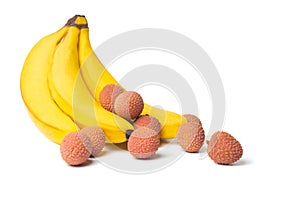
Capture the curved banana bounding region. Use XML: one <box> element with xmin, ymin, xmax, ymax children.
<box><xmin>48</xmin><ymin>23</ymin><xmax>133</xmax><ymax>143</ymax></box>
<box><xmin>78</xmin><ymin>24</ymin><xmax>186</xmax><ymax>139</ymax></box>
<box><xmin>28</xmin><ymin>112</ymin><xmax>72</xmax><ymax>144</ymax></box>
<box><xmin>20</xmin><ymin>26</ymin><xmax>79</xmax><ymax>144</ymax></box>
<box><xmin>21</xmin><ymin>15</ymin><xmax>186</xmax><ymax>145</ymax></box>
<box><xmin>78</xmin><ymin>28</ymin><xmax>119</xmax><ymax>98</ymax></box>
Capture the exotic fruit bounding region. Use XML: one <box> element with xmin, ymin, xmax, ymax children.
<box><xmin>80</xmin><ymin>126</ymin><xmax>105</xmax><ymax>156</ymax></box>
<box><xmin>183</xmin><ymin>114</ymin><xmax>202</xmax><ymax>125</ymax></box>
<box><xmin>207</xmin><ymin>131</ymin><xmax>243</xmax><ymax>165</ymax></box>
<box><xmin>134</xmin><ymin>115</ymin><xmax>161</xmax><ymax>134</ymax></box>
<box><xmin>127</xmin><ymin>127</ymin><xmax>160</xmax><ymax>159</ymax></box>
<box><xmin>114</xmin><ymin>91</ymin><xmax>144</xmax><ymax>120</ymax></box>
<box><xmin>60</xmin><ymin>131</ymin><xmax>92</xmax><ymax>166</ymax></box>
<box><xmin>99</xmin><ymin>84</ymin><xmax>124</xmax><ymax>112</ymax></box>
<box><xmin>176</xmin><ymin>122</ymin><xmax>205</xmax><ymax>153</ymax></box>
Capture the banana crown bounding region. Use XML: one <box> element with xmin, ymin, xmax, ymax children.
<box><xmin>65</xmin><ymin>15</ymin><xmax>88</xmax><ymax>29</ymax></box>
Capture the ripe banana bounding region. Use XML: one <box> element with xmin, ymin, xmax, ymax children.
<box><xmin>21</xmin><ymin>15</ymin><xmax>186</xmax><ymax>145</ymax></box>
<box><xmin>78</xmin><ymin>21</ymin><xmax>186</xmax><ymax>139</ymax></box>
<box><xmin>20</xmin><ymin>26</ymin><xmax>79</xmax><ymax>144</ymax></box>
<box><xmin>47</xmin><ymin>19</ymin><xmax>133</xmax><ymax>143</ymax></box>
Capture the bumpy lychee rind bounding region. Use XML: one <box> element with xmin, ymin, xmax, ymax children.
<box><xmin>134</xmin><ymin>115</ymin><xmax>161</xmax><ymax>134</ymax></box>
<box><xmin>128</xmin><ymin>127</ymin><xmax>160</xmax><ymax>159</ymax></box>
<box><xmin>183</xmin><ymin>114</ymin><xmax>202</xmax><ymax>126</ymax></box>
<box><xmin>99</xmin><ymin>84</ymin><xmax>124</xmax><ymax>112</ymax></box>
<box><xmin>60</xmin><ymin>132</ymin><xmax>92</xmax><ymax>166</ymax></box>
<box><xmin>176</xmin><ymin>122</ymin><xmax>205</xmax><ymax>153</ymax></box>
<box><xmin>80</xmin><ymin>126</ymin><xmax>105</xmax><ymax>156</ymax></box>
<box><xmin>114</xmin><ymin>91</ymin><xmax>144</xmax><ymax>120</ymax></box>
<box><xmin>207</xmin><ymin>131</ymin><xmax>243</xmax><ymax>165</ymax></box>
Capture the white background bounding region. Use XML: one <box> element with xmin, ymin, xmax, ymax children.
<box><xmin>1</xmin><ymin>0</ymin><xmax>299</xmax><ymax>199</ymax></box>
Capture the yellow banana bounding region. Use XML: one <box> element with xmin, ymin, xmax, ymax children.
<box><xmin>21</xmin><ymin>15</ymin><xmax>186</xmax><ymax>145</ymax></box>
<box><xmin>78</xmin><ymin>22</ymin><xmax>186</xmax><ymax>139</ymax></box>
<box><xmin>78</xmin><ymin>28</ymin><xmax>119</xmax><ymax>97</ymax></box>
<box><xmin>20</xmin><ymin>26</ymin><xmax>79</xmax><ymax>144</ymax></box>
<box><xmin>48</xmin><ymin>23</ymin><xmax>133</xmax><ymax>143</ymax></box>
<box><xmin>28</xmin><ymin>112</ymin><xmax>72</xmax><ymax>144</ymax></box>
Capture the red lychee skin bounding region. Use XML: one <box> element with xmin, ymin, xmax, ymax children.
<box><xmin>80</xmin><ymin>126</ymin><xmax>105</xmax><ymax>156</ymax></box>
<box><xmin>114</xmin><ymin>91</ymin><xmax>144</xmax><ymax>120</ymax></box>
<box><xmin>207</xmin><ymin>131</ymin><xmax>243</xmax><ymax>165</ymax></box>
<box><xmin>183</xmin><ymin>114</ymin><xmax>202</xmax><ymax>126</ymax></box>
<box><xmin>60</xmin><ymin>132</ymin><xmax>92</xmax><ymax>166</ymax></box>
<box><xmin>134</xmin><ymin>115</ymin><xmax>161</xmax><ymax>134</ymax></box>
<box><xmin>99</xmin><ymin>84</ymin><xmax>124</xmax><ymax>112</ymax></box>
<box><xmin>128</xmin><ymin>127</ymin><xmax>160</xmax><ymax>159</ymax></box>
<box><xmin>176</xmin><ymin>122</ymin><xmax>205</xmax><ymax>153</ymax></box>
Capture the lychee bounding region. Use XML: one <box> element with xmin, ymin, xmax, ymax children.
<box><xmin>134</xmin><ymin>115</ymin><xmax>161</xmax><ymax>134</ymax></box>
<box><xmin>80</xmin><ymin>126</ymin><xmax>105</xmax><ymax>156</ymax></box>
<box><xmin>114</xmin><ymin>91</ymin><xmax>144</xmax><ymax>120</ymax></box>
<box><xmin>60</xmin><ymin>131</ymin><xmax>92</xmax><ymax>166</ymax></box>
<box><xmin>128</xmin><ymin>127</ymin><xmax>160</xmax><ymax>159</ymax></box>
<box><xmin>176</xmin><ymin>122</ymin><xmax>205</xmax><ymax>153</ymax></box>
<box><xmin>207</xmin><ymin>131</ymin><xmax>243</xmax><ymax>165</ymax></box>
<box><xmin>99</xmin><ymin>84</ymin><xmax>124</xmax><ymax>112</ymax></box>
<box><xmin>183</xmin><ymin>114</ymin><xmax>202</xmax><ymax>126</ymax></box>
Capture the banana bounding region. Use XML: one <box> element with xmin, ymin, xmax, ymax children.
<box><xmin>28</xmin><ymin>112</ymin><xmax>72</xmax><ymax>144</ymax></box>
<box><xmin>78</xmin><ymin>28</ymin><xmax>119</xmax><ymax>98</ymax></box>
<box><xmin>48</xmin><ymin>22</ymin><xmax>133</xmax><ymax>143</ymax></box>
<box><xmin>20</xmin><ymin>26</ymin><xmax>79</xmax><ymax>144</ymax></box>
<box><xmin>78</xmin><ymin>22</ymin><xmax>186</xmax><ymax>139</ymax></box>
<box><xmin>21</xmin><ymin>15</ymin><xmax>186</xmax><ymax>145</ymax></box>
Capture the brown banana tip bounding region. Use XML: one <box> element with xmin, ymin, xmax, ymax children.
<box><xmin>65</xmin><ymin>15</ymin><xmax>88</xmax><ymax>29</ymax></box>
<box><xmin>126</xmin><ymin>129</ymin><xmax>134</xmax><ymax>140</ymax></box>
<box><xmin>65</xmin><ymin>15</ymin><xmax>77</xmax><ymax>26</ymax></box>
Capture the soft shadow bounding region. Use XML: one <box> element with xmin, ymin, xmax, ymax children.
<box><xmin>113</xmin><ymin>142</ymin><xmax>128</xmax><ymax>151</ymax></box>
<box><xmin>147</xmin><ymin>153</ymin><xmax>165</xmax><ymax>160</ymax></box>
<box><xmin>133</xmin><ymin>153</ymin><xmax>165</xmax><ymax>160</ymax></box>
<box><xmin>72</xmin><ymin>159</ymin><xmax>93</xmax><ymax>167</ymax></box>
<box><xmin>233</xmin><ymin>158</ymin><xmax>254</xmax><ymax>166</ymax></box>
<box><xmin>216</xmin><ymin>158</ymin><xmax>253</xmax><ymax>167</ymax></box>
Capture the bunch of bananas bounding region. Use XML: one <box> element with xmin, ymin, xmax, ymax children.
<box><xmin>20</xmin><ymin>15</ymin><xmax>186</xmax><ymax>144</ymax></box>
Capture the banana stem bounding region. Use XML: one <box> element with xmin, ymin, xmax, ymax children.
<box><xmin>65</xmin><ymin>15</ymin><xmax>88</xmax><ymax>29</ymax></box>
